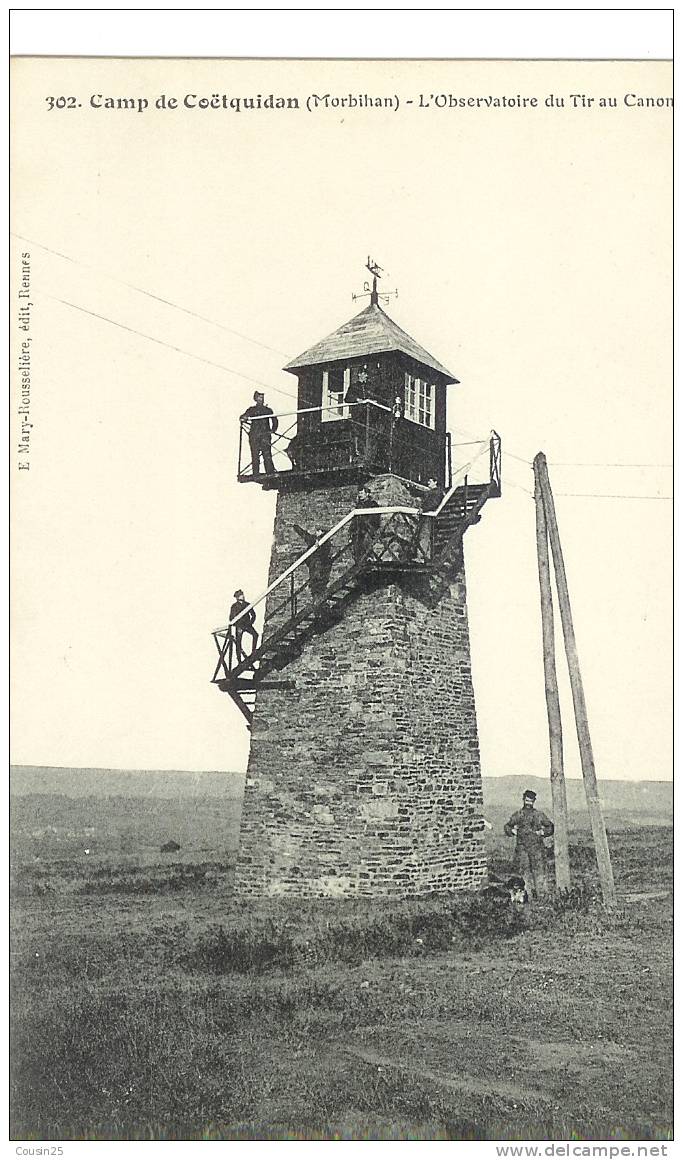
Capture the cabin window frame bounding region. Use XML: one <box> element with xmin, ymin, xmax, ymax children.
<box><xmin>404</xmin><ymin>371</ymin><xmax>436</xmax><ymax>430</ymax></box>
<box><xmin>321</xmin><ymin>366</ymin><xmax>351</xmax><ymax>422</ymax></box>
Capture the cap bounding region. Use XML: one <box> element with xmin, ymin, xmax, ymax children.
<box><xmin>234</xmin><ymin>589</ymin><xmax>244</xmax><ymax>598</ymax></box>
<box><xmin>523</xmin><ymin>789</ymin><xmax>537</xmax><ymax>801</ymax></box>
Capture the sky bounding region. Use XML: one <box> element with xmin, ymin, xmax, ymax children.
<box><xmin>11</xmin><ymin>56</ymin><xmax>672</xmax><ymax>780</ymax></box>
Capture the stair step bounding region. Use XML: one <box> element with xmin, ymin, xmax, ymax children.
<box><xmin>440</xmin><ymin>507</ymin><xmax>482</xmax><ymax>522</ymax></box>
<box><xmin>219</xmin><ymin>493</ymin><xmax>497</xmax><ymax>709</ymax></box>
<box><xmin>226</xmin><ymin>469</ymin><xmax>496</xmax><ymax>712</ymax></box>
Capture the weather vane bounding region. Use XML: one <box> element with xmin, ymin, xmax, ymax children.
<box><xmin>352</xmin><ymin>256</ymin><xmax>398</xmax><ymax>306</ymax></box>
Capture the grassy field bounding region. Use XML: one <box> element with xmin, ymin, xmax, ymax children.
<box><xmin>10</xmin><ymin>820</ymin><xmax>672</xmax><ymax>1142</ymax></box>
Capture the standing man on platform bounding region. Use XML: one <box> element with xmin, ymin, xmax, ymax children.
<box><xmin>240</xmin><ymin>391</ymin><xmax>278</xmax><ymax>476</ymax></box>
<box><xmin>504</xmin><ymin>789</ymin><xmax>555</xmax><ymax>897</ymax></box>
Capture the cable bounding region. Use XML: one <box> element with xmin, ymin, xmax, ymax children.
<box><xmin>452</xmin><ymin>440</ymin><xmax>489</xmax><ymax>477</ymax></box>
<box><xmin>493</xmin><ymin>461</ymin><xmax>672</xmax><ymax>501</ymax></box>
<box><xmin>552</xmin><ymin>462</ymin><xmax>673</xmax><ymax>469</ymax></box>
<box><xmin>503</xmin><ymin>478</ymin><xmax>535</xmax><ymax>498</ymax></box>
<box><xmin>50</xmin><ymin>296</ymin><xmax>298</xmax><ymax>402</ymax></box>
<box><xmin>504</xmin><ymin>449</ymin><xmax>673</xmax><ymax>471</ymax></box>
<box><xmin>449</xmin><ymin>422</ymin><xmax>492</xmax><ymax>445</ymax></box>
<box><xmin>554</xmin><ymin>492</ymin><xmax>672</xmax><ymax>500</ymax></box>
<box><xmin>501</xmin><ymin>471</ymin><xmax>671</xmax><ymax>500</ymax></box>
<box><xmin>12</xmin><ymin>231</ymin><xmax>292</xmax><ymax>359</ymax></box>
<box><xmin>23</xmin><ymin>234</ymin><xmax>672</xmax><ymax>477</ymax></box>
<box><xmin>503</xmin><ymin>449</ymin><xmax>533</xmax><ymax>466</ymax></box>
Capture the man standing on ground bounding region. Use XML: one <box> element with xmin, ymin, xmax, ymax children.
<box><xmin>240</xmin><ymin>391</ymin><xmax>278</xmax><ymax>475</ymax></box>
<box><xmin>504</xmin><ymin>789</ymin><xmax>554</xmax><ymax>897</ymax></box>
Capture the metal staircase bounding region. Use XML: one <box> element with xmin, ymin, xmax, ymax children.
<box><xmin>212</xmin><ymin>433</ymin><xmax>501</xmax><ymax>726</ymax></box>
<box><xmin>433</xmin><ymin>483</ymin><xmax>497</xmax><ymax>570</ymax></box>
<box><xmin>213</xmin><ymin>541</ymin><xmax>379</xmax><ymax>725</ymax></box>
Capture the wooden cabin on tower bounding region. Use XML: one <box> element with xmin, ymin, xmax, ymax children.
<box><xmin>213</xmin><ymin>260</ymin><xmax>501</xmax><ymax>898</ymax></box>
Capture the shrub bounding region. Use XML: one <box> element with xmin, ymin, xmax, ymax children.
<box><xmin>456</xmin><ymin>892</ymin><xmax>528</xmax><ymax>939</ymax></box>
<box><xmin>186</xmin><ymin>891</ymin><xmax>528</xmax><ymax>975</ymax></box>
<box><xmin>549</xmin><ymin>882</ymin><xmax>597</xmax><ymax>914</ymax></box>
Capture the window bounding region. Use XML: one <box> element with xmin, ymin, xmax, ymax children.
<box><xmin>404</xmin><ymin>372</ymin><xmax>435</xmax><ymax>429</ymax></box>
<box><xmin>321</xmin><ymin>366</ymin><xmax>350</xmax><ymax>422</ymax></box>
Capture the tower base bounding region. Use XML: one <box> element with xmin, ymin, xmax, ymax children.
<box><xmin>233</xmin><ymin>479</ymin><xmax>487</xmax><ymax>899</ymax></box>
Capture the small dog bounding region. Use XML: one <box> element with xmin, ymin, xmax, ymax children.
<box><xmin>461</xmin><ymin>874</ymin><xmax>529</xmax><ymax>937</ymax></box>
<box><xmin>480</xmin><ymin>874</ymin><xmax>529</xmax><ymax>906</ymax></box>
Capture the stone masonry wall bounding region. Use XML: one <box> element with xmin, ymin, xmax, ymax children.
<box><xmin>233</xmin><ymin>480</ymin><xmax>487</xmax><ymax>898</ymax></box>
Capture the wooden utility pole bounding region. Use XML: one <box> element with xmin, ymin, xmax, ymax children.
<box><xmin>533</xmin><ymin>457</ymin><xmax>570</xmax><ymax>891</ymax></box>
<box><xmin>534</xmin><ymin>453</ymin><xmax>616</xmax><ymax>907</ymax></box>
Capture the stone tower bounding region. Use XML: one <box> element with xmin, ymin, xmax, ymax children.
<box><xmin>212</xmin><ymin>268</ymin><xmax>501</xmax><ymax>897</ymax></box>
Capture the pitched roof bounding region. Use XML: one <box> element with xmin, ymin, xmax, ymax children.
<box><xmin>283</xmin><ymin>303</ymin><xmax>458</xmax><ymax>383</ymax></box>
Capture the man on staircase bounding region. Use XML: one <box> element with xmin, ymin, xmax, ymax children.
<box><xmin>229</xmin><ymin>590</ymin><xmax>259</xmax><ymax>664</ymax></box>
<box><xmin>351</xmin><ymin>485</ymin><xmax>381</xmax><ymax>564</ymax></box>
<box><xmin>292</xmin><ymin>524</ymin><xmax>332</xmax><ymax>602</ymax></box>
<box><xmin>415</xmin><ymin>477</ymin><xmax>443</xmax><ymax>561</ymax></box>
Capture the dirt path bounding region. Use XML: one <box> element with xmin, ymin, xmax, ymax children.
<box><xmin>619</xmin><ymin>890</ymin><xmax>671</xmax><ymax>903</ymax></box>
<box><xmin>335</xmin><ymin>1021</ymin><xmax>639</xmax><ymax>1125</ymax></box>
<box><xmin>339</xmin><ymin>1043</ymin><xmax>549</xmax><ymax>1106</ymax></box>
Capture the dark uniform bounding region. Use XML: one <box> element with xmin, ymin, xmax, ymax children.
<box><xmin>416</xmin><ymin>479</ymin><xmax>443</xmax><ymax>561</ymax></box>
<box><xmin>240</xmin><ymin>395</ymin><xmax>278</xmax><ymax>476</ymax></box>
<box><xmin>230</xmin><ymin>593</ymin><xmax>258</xmax><ymax>663</ymax></box>
<box><xmin>351</xmin><ymin>488</ymin><xmax>381</xmax><ymax>564</ymax></box>
<box><xmin>293</xmin><ymin>524</ymin><xmax>332</xmax><ymax>601</ymax></box>
<box><xmin>344</xmin><ymin>368</ymin><xmax>369</xmax><ymax>461</ymax></box>
<box><xmin>504</xmin><ymin>790</ymin><xmax>554</xmax><ymax>897</ymax></box>
<box><xmin>285</xmin><ymin>432</ymin><xmax>301</xmax><ymax>470</ymax></box>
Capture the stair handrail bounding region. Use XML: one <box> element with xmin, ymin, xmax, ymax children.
<box><xmin>213</xmin><ymin>502</ymin><xmax>423</xmax><ymax>638</ymax></box>
<box><xmin>238</xmin><ymin>398</ymin><xmax>396</xmax><ymax>478</ymax></box>
<box><xmin>420</xmin><ymin>431</ymin><xmax>501</xmax><ymax>519</ymax></box>
<box><xmin>416</xmin><ymin>442</ymin><xmax>487</xmax><ymax>519</ymax></box>
<box><xmin>216</xmin><ymin>429</ymin><xmax>502</xmax><ymax>637</ymax></box>
<box><xmin>240</xmin><ymin>397</ymin><xmax>392</xmax><ymax>425</ymax></box>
